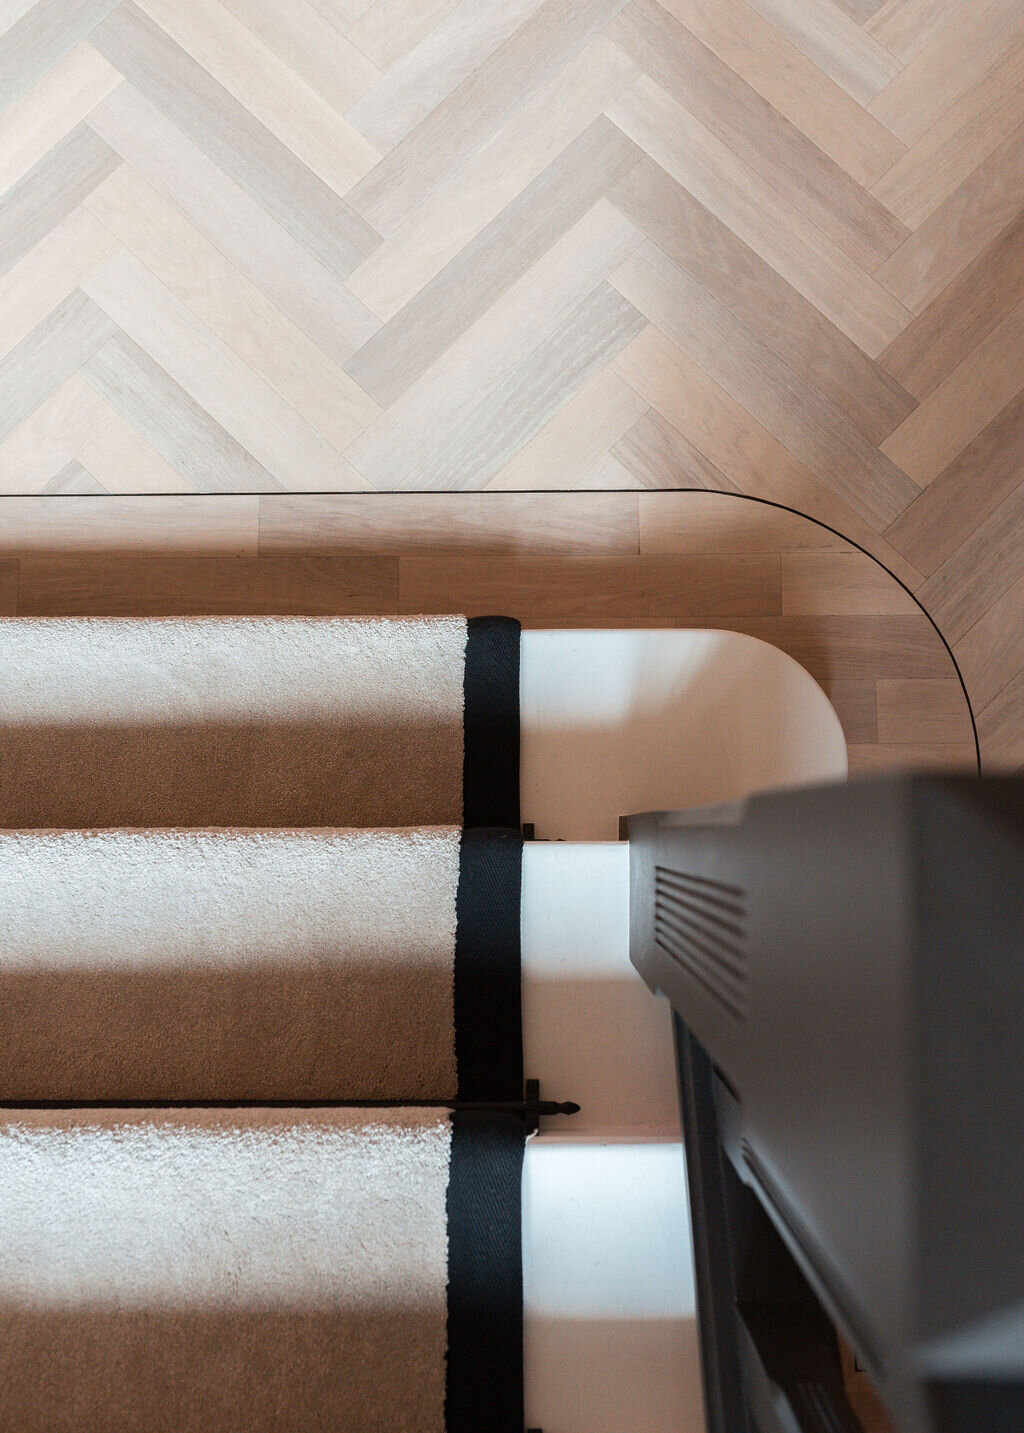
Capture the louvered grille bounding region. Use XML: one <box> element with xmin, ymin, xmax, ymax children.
<box><xmin>654</xmin><ymin>866</ymin><xmax>748</xmax><ymax>1020</ymax></box>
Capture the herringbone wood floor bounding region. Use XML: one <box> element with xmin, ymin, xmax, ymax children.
<box><xmin>0</xmin><ymin>0</ymin><xmax>1021</xmax><ymax>770</ymax></box>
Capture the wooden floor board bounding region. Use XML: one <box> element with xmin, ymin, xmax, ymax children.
<box><xmin>608</xmin><ymin>0</ymin><xmax>910</xmax><ymax>271</ymax></box>
<box><xmin>0</xmin><ymin>0</ymin><xmax>1020</xmax><ymax>770</ymax></box>
<box><xmin>877</xmin><ymin>207</ymin><xmax>1024</xmax><ymax>398</ymax></box>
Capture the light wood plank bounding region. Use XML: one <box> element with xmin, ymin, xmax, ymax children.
<box><xmin>612</xmin><ymin>240</ymin><xmax>919</xmax><ymax>527</ymax></box>
<box><xmin>345</xmin><ymin>0</ymin><xmax>461</xmax><ymax>69</ymax></box>
<box><xmin>878</xmin><ymin>209</ymin><xmax>1024</xmax><ymax>398</ymax></box>
<box><xmin>83</xmin><ymin>334</ymin><xmax>280</xmax><ymax>494</ymax></box>
<box><xmin>918</xmin><ymin>478</ymin><xmax>1024</xmax><ymax>643</ymax></box>
<box><xmin>486</xmin><ymin>367</ymin><xmax>648</xmax><ymax>491</ymax></box>
<box><xmin>0</xmin><ymin>122</ymin><xmax>118</xmax><ymax>279</ymax></box>
<box><xmin>782</xmin><ymin>551</ymin><xmax>919</xmax><ymax>614</ymax></box>
<box><xmin>78</xmin><ymin>415</ymin><xmax>198</xmax><ymax>494</ymax></box>
<box><xmin>346</xmin><ymin>34</ymin><xmax>638</xmax><ymax>320</ymax></box>
<box><xmin>0</xmin><ymin>43</ymin><xmax>120</xmax><ymax>198</ymax></box>
<box><xmin>90</xmin><ymin>3</ymin><xmax>381</xmax><ymax>279</ymax></box>
<box><xmin>717</xmin><ymin>614</ymin><xmax>955</xmax><ymax>680</ymax></box>
<box><xmin>608</xmin><ymin>0</ymin><xmax>909</xmax><ymax>271</ymax></box>
<box><xmin>347</xmin><ymin>199</ymin><xmax>643</xmax><ymax>488</ymax></box>
<box><xmin>613</xmin><ymin>323</ymin><xmax>926</xmax><ymax>587</ymax></box>
<box><xmin>822</xmin><ymin>680</ymin><xmax>877</xmax><ymax>744</ymax></box>
<box><xmin>0</xmin><ymin>559</ymin><xmax>17</xmax><ymax>613</ymax></box>
<box><xmin>847</xmin><ymin>742</ymin><xmax>978</xmax><ymax>773</ymax></box>
<box><xmin>0</xmin><ymin>289</ymin><xmax>116</xmax><ymax>443</ymax></box>
<box><xmin>88</xmin><ymin>84</ymin><xmax>380</xmax><ymax>367</ymax></box>
<box><xmin>613</xmin><ymin>409</ymin><xmax>737</xmax><ymax>491</ymax></box>
<box><xmin>218</xmin><ymin>0</ymin><xmax>381</xmax><ymax>113</ymax></box>
<box><xmin>875</xmin><ymin>122</ymin><xmax>1024</xmax><ymax>313</ymax></box>
<box><xmin>133</xmin><ymin>0</ymin><xmax>381</xmax><ymax>195</ymax></box>
<box><xmin>606</xmin><ymin>76</ymin><xmax>912</xmax><ymax>356</ymax></box>
<box><xmin>0</xmin><ymin>205</ymin><xmax>118</xmax><ymax>362</ymax></box>
<box><xmin>83</xmin><ymin>250</ymin><xmax>365</xmax><ymax>491</ymax></box>
<box><xmin>0</xmin><ymin>494</ymin><xmax>259</xmax><ymax>553</ymax></box>
<box><xmin>638</xmin><ymin>490</ymin><xmax>849</xmax><ymax>551</ymax></box>
<box><xmin>868</xmin><ymin>0</ymin><xmax>1024</xmax><ymax>144</ymax></box>
<box><xmin>884</xmin><ymin>390</ymin><xmax>1024</xmax><ymax>576</ymax></box>
<box><xmin>0</xmin><ymin>374</ymin><xmax>116</xmax><ymax>494</ymax></box>
<box><xmin>347</xmin><ymin>0</ymin><xmax>545</xmax><ymax>152</ymax></box>
<box><xmin>40</xmin><ymin>459</ymin><xmax>107</xmax><ymax>494</ymax></box>
<box><xmin>85</xmin><ymin>165</ymin><xmax>381</xmax><ymax>453</ymax></box>
<box><xmin>258</xmin><ymin>491</ymin><xmax>640</xmax><ymax>553</ymax></box>
<box><xmin>880</xmin><ymin>300</ymin><xmax>1024</xmax><ymax>484</ymax></box>
<box><xmin>609</xmin><ymin>159</ymin><xmax>916</xmax><ymax>445</ymax></box>
<box><xmin>309</xmin><ymin>0</ymin><xmax>373</xmax><ymax>28</ymax></box>
<box><xmin>398</xmin><ymin>283</ymin><xmax>646</xmax><ymax>490</ymax></box>
<box><xmin>742</xmin><ymin>0</ymin><xmax>901</xmax><ymax>104</ymax></box>
<box><xmin>345</xmin><ymin>118</ymin><xmax>639</xmax><ymax>405</ymax></box>
<box><xmin>871</xmin><ymin>38</ymin><xmax>1024</xmax><ymax>228</ymax></box>
<box><xmin>0</xmin><ymin>0</ymin><xmax>39</xmax><ymax>40</ymax></box>
<box><xmin>876</xmin><ymin>678</ymin><xmax>975</xmax><ymax>742</ymax></box>
<box><xmin>17</xmin><ymin>554</ymin><xmax>399</xmax><ymax>616</ymax></box>
<box><xmin>655</xmin><ymin>0</ymin><xmax>905</xmax><ymax>189</ymax></box>
<box><xmin>955</xmin><ymin>569</ymin><xmax>1024</xmax><ymax>712</ymax></box>
<box><xmin>345</xmin><ymin>0</ymin><xmax>629</xmax><ymax>232</ymax></box>
<box><xmin>0</xmin><ymin>0</ymin><xmax>121</xmax><ymax>113</ymax></box>
<box><xmin>576</xmin><ymin>452</ymin><xmax>644</xmax><ymax>489</ymax></box>
<box><xmin>976</xmin><ymin>672</ymin><xmax>1024</xmax><ymax>771</ymax></box>
<box><xmin>866</xmin><ymin>0</ymin><xmax>970</xmax><ymax>62</ymax></box>
<box><xmin>399</xmin><ymin>552</ymin><xmax>781</xmax><ymax>619</ymax></box>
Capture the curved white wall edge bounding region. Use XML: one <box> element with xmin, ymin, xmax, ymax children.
<box><xmin>520</xmin><ymin>628</ymin><xmax>848</xmax><ymax>841</ymax></box>
<box><xmin>519</xmin><ymin>625</ymin><xmax>851</xmax><ymax>1432</ymax></box>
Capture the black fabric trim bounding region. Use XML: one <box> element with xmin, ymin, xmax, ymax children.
<box><xmin>455</xmin><ymin>829</ymin><xmax>523</xmax><ymax>1104</ymax></box>
<box><xmin>463</xmin><ymin>616</ymin><xmax>520</xmax><ymax>830</ymax></box>
<box><xmin>445</xmin><ymin>1110</ymin><xmax>525</xmax><ymax>1433</ymax></box>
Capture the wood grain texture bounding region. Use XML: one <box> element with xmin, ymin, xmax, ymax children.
<box><xmin>876</xmin><ymin>678</ymin><xmax>976</xmax><ymax>743</ymax></box>
<box><xmin>0</xmin><ymin>489</ymin><xmax>977</xmax><ymax>769</ymax></box>
<box><xmin>0</xmin><ymin>494</ymin><xmax>259</xmax><ymax>553</ymax></box>
<box><xmin>611</xmin><ymin>240</ymin><xmax>918</xmax><ymax>527</ymax></box>
<box><xmin>608</xmin><ymin>157</ymin><xmax>917</xmax><ymax>445</ymax></box>
<box><xmin>975</xmin><ymin>671</ymin><xmax>1024</xmax><ymax>770</ymax></box>
<box><xmin>868</xmin><ymin>0</ymin><xmax>1024</xmax><ymax>143</ymax></box>
<box><xmin>0</xmin><ymin>122</ymin><xmax>118</xmax><ymax>278</ymax></box>
<box><xmin>875</xmin><ymin>121</ymin><xmax>1024</xmax><ymax>312</ymax></box>
<box><xmin>259</xmin><ymin>491</ymin><xmax>639</xmax><ymax>554</ymax></box>
<box><xmin>608</xmin><ymin>0</ymin><xmax>909</xmax><ymax>271</ymax></box>
<box><xmin>90</xmin><ymin>2</ymin><xmax>380</xmax><ymax>278</ymax></box>
<box><xmin>877</xmin><ymin>208</ymin><xmax>1024</xmax><ymax>399</ymax></box>
<box><xmin>17</xmin><ymin>553</ymin><xmax>399</xmax><ymax>614</ymax></box>
<box><xmin>883</xmin><ymin>388</ymin><xmax>1024</xmax><ymax>577</ymax></box>
<box><xmin>0</xmin><ymin>0</ymin><xmax>1019</xmax><ymax>767</ymax></box>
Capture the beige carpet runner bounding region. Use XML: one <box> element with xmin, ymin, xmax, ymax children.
<box><xmin>0</xmin><ymin>614</ymin><xmax>528</xmax><ymax>1433</ymax></box>
<box><xmin>0</xmin><ymin>614</ymin><xmax>519</xmax><ymax>830</ymax></box>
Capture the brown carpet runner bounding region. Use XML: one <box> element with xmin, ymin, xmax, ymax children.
<box><xmin>0</xmin><ymin>614</ymin><xmax>519</xmax><ymax>830</ymax></box>
<box><xmin>0</xmin><ymin>613</ymin><xmax>528</xmax><ymax>1430</ymax></box>
<box><xmin>0</xmin><ymin>1107</ymin><xmax>524</xmax><ymax>1433</ymax></box>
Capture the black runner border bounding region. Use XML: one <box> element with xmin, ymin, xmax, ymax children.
<box><xmin>463</xmin><ymin>616</ymin><xmax>520</xmax><ymax>831</ymax></box>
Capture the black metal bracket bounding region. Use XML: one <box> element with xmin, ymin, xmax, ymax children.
<box><xmin>522</xmin><ymin>1078</ymin><xmax>579</xmax><ymax>1135</ymax></box>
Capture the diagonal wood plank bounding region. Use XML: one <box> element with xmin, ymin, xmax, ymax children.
<box><xmin>0</xmin><ymin>122</ymin><xmax>118</xmax><ymax>278</ymax></box>
<box><xmin>82</xmin><ymin>250</ymin><xmax>367</xmax><ymax>490</ymax></box>
<box><xmin>90</xmin><ymin>2</ymin><xmax>381</xmax><ymax>278</ymax></box>
<box><xmin>606</xmin><ymin>75</ymin><xmax>913</xmax><ymax>355</ymax></box>
<box><xmin>85</xmin><ymin>164</ymin><xmax>381</xmax><ymax>452</ymax></box>
<box><xmin>82</xmin><ymin>333</ymin><xmax>280</xmax><ymax>493</ymax></box>
<box><xmin>608</xmin><ymin>158</ymin><xmax>916</xmax><ymax>444</ymax></box>
<box><xmin>87</xmin><ymin>83</ymin><xmax>381</xmax><ymax>366</ymax></box>
<box><xmin>608</xmin><ymin>0</ymin><xmax>909</xmax><ymax>270</ymax></box>
<box><xmin>345</xmin><ymin>117</ymin><xmax>639</xmax><ymax>405</ymax></box>
<box><xmin>610</xmin><ymin>240</ymin><xmax>919</xmax><ymax>527</ymax></box>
